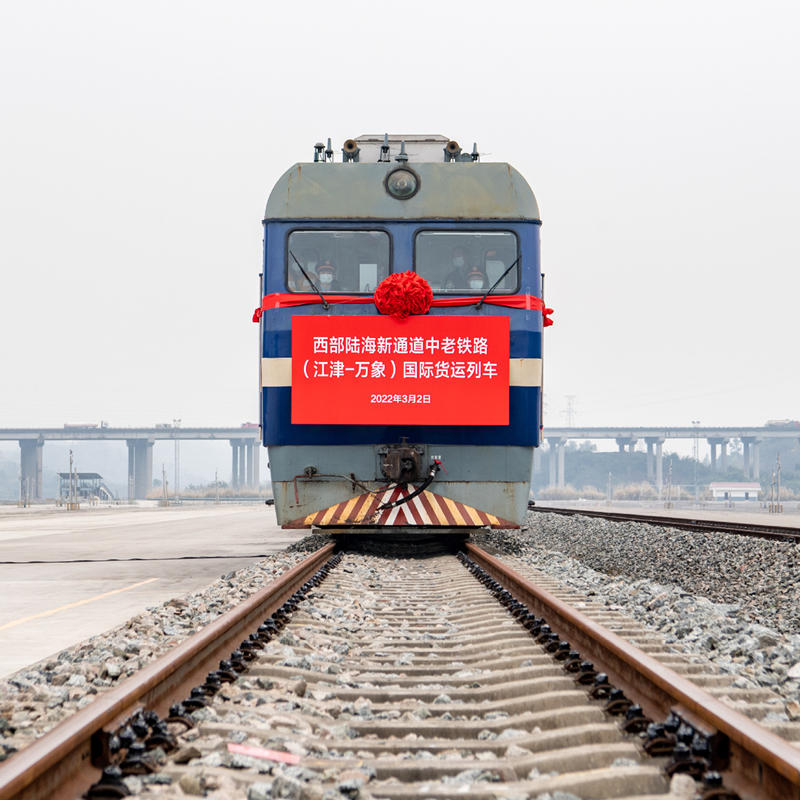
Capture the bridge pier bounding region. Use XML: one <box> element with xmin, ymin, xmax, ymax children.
<box><xmin>644</xmin><ymin>437</ymin><xmax>664</xmax><ymax>492</ymax></box>
<box><xmin>248</xmin><ymin>442</ymin><xmax>260</xmax><ymax>489</ymax></box>
<box><xmin>742</xmin><ymin>437</ymin><xmax>761</xmax><ymax>480</ymax></box>
<box><xmin>547</xmin><ymin>437</ymin><xmax>566</xmax><ymax>488</ymax></box>
<box><xmin>229</xmin><ymin>440</ymin><xmax>260</xmax><ymax>490</ymax></box>
<box><xmin>245</xmin><ymin>442</ymin><xmax>253</xmax><ymax>488</ymax></box>
<box><xmin>230</xmin><ymin>441</ymin><xmax>240</xmax><ymax>489</ymax></box>
<box><xmin>135</xmin><ymin>440</ymin><xmax>153</xmax><ymax>500</ymax></box>
<box><xmin>707</xmin><ymin>437</ymin><xmax>728</xmax><ymax>474</ymax></box>
<box><xmin>230</xmin><ymin>440</ymin><xmax>261</xmax><ymax>490</ymax></box>
<box><xmin>655</xmin><ymin>440</ymin><xmax>663</xmax><ymax>494</ymax></box>
<box><xmin>19</xmin><ymin>440</ymin><xmax>44</xmax><ymax>500</ymax></box>
<box><xmin>616</xmin><ymin>437</ymin><xmax>638</xmax><ymax>454</ymax></box>
<box><xmin>126</xmin><ymin>439</ymin><xmax>153</xmax><ymax>500</ymax></box>
<box><xmin>127</xmin><ymin>443</ymin><xmax>135</xmax><ymax>501</ymax></box>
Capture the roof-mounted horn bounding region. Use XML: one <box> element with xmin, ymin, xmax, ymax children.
<box><xmin>444</xmin><ymin>140</ymin><xmax>461</xmax><ymax>162</ymax></box>
<box><xmin>342</xmin><ymin>139</ymin><xmax>360</xmax><ymax>163</ymax></box>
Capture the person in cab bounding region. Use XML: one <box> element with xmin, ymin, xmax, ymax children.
<box><xmin>466</xmin><ymin>266</ymin><xmax>489</xmax><ymax>291</ymax></box>
<box><xmin>316</xmin><ymin>260</ymin><xmax>343</xmax><ymax>291</ymax></box>
<box><xmin>443</xmin><ymin>246</ymin><xmax>470</xmax><ymax>291</ymax></box>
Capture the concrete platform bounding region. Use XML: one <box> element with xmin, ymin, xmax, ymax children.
<box><xmin>0</xmin><ymin>503</ymin><xmax>295</xmax><ymax>677</ymax></box>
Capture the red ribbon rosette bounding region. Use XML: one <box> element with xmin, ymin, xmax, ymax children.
<box><xmin>373</xmin><ymin>271</ymin><xmax>433</xmax><ymax>320</ymax></box>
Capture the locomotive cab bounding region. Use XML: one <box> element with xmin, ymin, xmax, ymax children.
<box><xmin>257</xmin><ymin>135</ymin><xmax>546</xmax><ymax>532</ymax></box>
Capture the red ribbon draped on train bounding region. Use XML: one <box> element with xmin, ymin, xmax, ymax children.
<box><xmin>252</xmin><ymin>271</ymin><xmax>554</xmax><ymax>326</ymax></box>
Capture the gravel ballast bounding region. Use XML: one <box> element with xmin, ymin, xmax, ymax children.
<box><xmin>475</xmin><ymin>512</ymin><xmax>800</xmax><ymax>705</ymax></box>
<box><xmin>0</xmin><ymin>537</ymin><xmax>330</xmax><ymax>762</ymax></box>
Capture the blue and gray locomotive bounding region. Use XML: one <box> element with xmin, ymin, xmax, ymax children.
<box><xmin>256</xmin><ymin>134</ymin><xmax>548</xmax><ymax>532</ymax></box>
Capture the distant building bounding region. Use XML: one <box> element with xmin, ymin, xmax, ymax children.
<box><xmin>58</xmin><ymin>472</ymin><xmax>115</xmax><ymax>501</ymax></box>
<box><xmin>709</xmin><ymin>482</ymin><xmax>761</xmax><ymax>501</ymax></box>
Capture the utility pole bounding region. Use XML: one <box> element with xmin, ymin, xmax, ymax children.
<box><xmin>692</xmin><ymin>420</ymin><xmax>700</xmax><ymax>504</ymax></box>
<box><xmin>161</xmin><ymin>464</ymin><xmax>169</xmax><ymax>506</ymax></box>
<box><xmin>215</xmin><ymin>469</ymin><xmax>220</xmax><ymax>504</ymax></box>
<box><xmin>19</xmin><ymin>475</ymin><xmax>28</xmax><ymax>508</ymax></box>
<box><xmin>664</xmin><ymin>460</ymin><xmax>673</xmax><ymax>509</ymax></box>
<box><xmin>606</xmin><ymin>472</ymin><xmax>612</xmax><ymax>505</ymax></box>
<box><xmin>173</xmin><ymin>418</ymin><xmax>181</xmax><ymax>503</ymax></box>
<box><xmin>769</xmin><ymin>470</ymin><xmax>776</xmax><ymax>513</ymax></box>
<box><xmin>563</xmin><ymin>395</ymin><xmax>576</xmax><ymax>427</ymax></box>
<box><xmin>68</xmin><ymin>449</ymin><xmax>79</xmax><ymax>511</ymax></box>
<box><xmin>776</xmin><ymin>453</ymin><xmax>782</xmax><ymax>513</ymax></box>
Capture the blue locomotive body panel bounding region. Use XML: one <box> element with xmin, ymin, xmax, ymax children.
<box><xmin>261</xmin><ymin>219</ymin><xmax>542</xmax><ymax>449</ymax></box>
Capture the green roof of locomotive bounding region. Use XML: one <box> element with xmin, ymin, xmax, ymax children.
<box><xmin>264</xmin><ymin>161</ymin><xmax>540</xmax><ymax>221</ymax></box>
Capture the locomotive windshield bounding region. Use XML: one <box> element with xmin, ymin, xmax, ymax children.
<box><xmin>415</xmin><ymin>231</ymin><xmax>519</xmax><ymax>294</ymax></box>
<box><xmin>287</xmin><ymin>230</ymin><xmax>390</xmax><ymax>293</ymax></box>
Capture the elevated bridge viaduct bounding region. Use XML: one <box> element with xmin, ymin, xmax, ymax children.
<box><xmin>5</xmin><ymin>425</ymin><xmax>799</xmax><ymax>500</ymax></box>
<box><xmin>541</xmin><ymin>426</ymin><xmax>800</xmax><ymax>490</ymax></box>
<box><xmin>2</xmin><ymin>427</ymin><xmax>260</xmax><ymax>500</ymax></box>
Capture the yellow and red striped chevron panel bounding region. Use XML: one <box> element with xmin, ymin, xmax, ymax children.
<box><xmin>284</xmin><ymin>484</ymin><xmax>517</xmax><ymax>529</ymax></box>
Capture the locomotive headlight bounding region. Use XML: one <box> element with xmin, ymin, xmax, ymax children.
<box><xmin>385</xmin><ymin>168</ymin><xmax>420</xmax><ymax>200</ymax></box>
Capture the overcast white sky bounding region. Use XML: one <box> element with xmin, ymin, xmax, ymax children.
<box><xmin>2</xmin><ymin>0</ymin><xmax>799</xmax><ymax>432</ymax></box>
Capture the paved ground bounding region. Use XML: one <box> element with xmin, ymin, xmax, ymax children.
<box><xmin>0</xmin><ymin>503</ymin><xmax>295</xmax><ymax>677</ymax></box>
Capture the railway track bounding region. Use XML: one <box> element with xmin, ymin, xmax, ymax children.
<box><xmin>1</xmin><ymin>540</ymin><xmax>799</xmax><ymax>799</ymax></box>
<box><xmin>529</xmin><ymin>505</ymin><xmax>800</xmax><ymax>542</ymax></box>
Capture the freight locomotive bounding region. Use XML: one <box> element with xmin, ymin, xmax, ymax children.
<box><xmin>255</xmin><ymin>134</ymin><xmax>549</xmax><ymax>532</ymax></box>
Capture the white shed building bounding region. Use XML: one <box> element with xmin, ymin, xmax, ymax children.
<box><xmin>709</xmin><ymin>482</ymin><xmax>761</xmax><ymax>501</ymax></box>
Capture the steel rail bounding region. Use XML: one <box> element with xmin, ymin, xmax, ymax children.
<box><xmin>0</xmin><ymin>542</ymin><xmax>336</xmax><ymax>800</ymax></box>
<box><xmin>465</xmin><ymin>542</ymin><xmax>800</xmax><ymax>800</ymax></box>
<box><xmin>530</xmin><ymin>505</ymin><xmax>800</xmax><ymax>542</ymax></box>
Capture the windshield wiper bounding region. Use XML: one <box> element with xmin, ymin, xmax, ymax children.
<box><xmin>290</xmin><ymin>250</ymin><xmax>329</xmax><ymax>310</ymax></box>
<box><xmin>475</xmin><ymin>256</ymin><xmax>520</xmax><ymax>310</ymax></box>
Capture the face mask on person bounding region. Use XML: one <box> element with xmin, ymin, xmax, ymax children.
<box><xmin>469</xmin><ymin>279</ymin><xmax>483</xmax><ymax>290</ymax></box>
<box><xmin>319</xmin><ymin>272</ymin><xmax>333</xmax><ymax>285</ymax></box>
<box><xmin>453</xmin><ymin>256</ymin><xmax>465</xmax><ymax>268</ymax></box>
